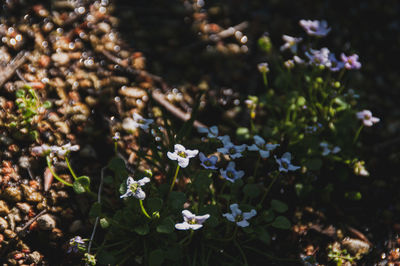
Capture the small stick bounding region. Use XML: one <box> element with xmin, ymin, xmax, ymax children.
<box><xmin>0</xmin><ymin>50</ymin><xmax>29</xmax><ymax>87</ymax></box>
<box><xmin>18</xmin><ymin>209</ymin><xmax>48</xmax><ymax>236</ymax></box>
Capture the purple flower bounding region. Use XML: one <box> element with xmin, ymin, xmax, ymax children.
<box><xmin>120</xmin><ymin>176</ymin><xmax>150</xmax><ymax>200</ymax></box>
<box><xmin>199</xmin><ymin>152</ymin><xmax>218</xmax><ymax>170</ymax></box>
<box><xmin>175</xmin><ymin>210</ymin><xmax>210</xmax><ymax>230</ymax></box>
<box><xmin>299</xmin><ymin>20</ymin><xmax>331</xmax><ymax>37</ymax></box>
<box><xmin>341</xmin><ymin>53</ymin><xmax>361</xmax><ymax>70</ymax></box>
<box><xmin>275</xmin><ymin>152</ymin><xmax>300</xmax><ymax>172</ymax></box>
<box><xmin>328</xmin><ymin>53</ymin><xmax>344</xmax><ymax>72</ymax></box>
<box><xmin>167</xmin><ymin>144</ymin><xmax>199</xmax><ymax>168</ymax></box>
<box><xmin>198</xmin><ymin>125</ymin><xmax>219</xmax><ymax>139</ymax></box>
<box><xmin>280</xmin><ymin>35</ymin><xmax>302</xmax><ymax>54</ymax></box>
<box><xmin>223</xmin><ymin>204</ymin><xmax>257</xmax><ymax>227</ymax></box>
<box><xmin>356</xmin><ymin>110</ymin><xmax>380</xmax><ymax>126</ymax></box>
<box><xmin>220</xmin><ymin>162</ymin><xmax>244</xmax><ymax>183</ymax></box>
<box><xmin>68</xmin><ymin>236</ymin><xmax>86</xmax><ymax>253</ymax></box>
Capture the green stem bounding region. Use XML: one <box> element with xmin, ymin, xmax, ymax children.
<box><xmin>353</xmin><ymin>124</ymin><xmax>364</xmax><ymax>144</ymax></box>
<box><xmin>65</xmin><ymin>156</ymin><xmax>78</xmax><ymax>180</ymax></box>
<box><xmin>46</xmin><ymin>156</ymin><xmax>73</xmax><ymax>186</ymax></box>
<box><xmin>169</xmin><ymin>165</ymin><xmax>180</xmax><ymax>192</ymax></box>
<box><xmin>114</xmin><ymin>141</ymin><xmax>118</xmax><ymax>154</ymax></box>
<box><xmin>253</xmin><ymin>155</ymin><xmax>261</xmax><ymax>177</ymax></box>
<box><xmin>139</xmin><ymin>200</ymin><xmax>151</xmax><ymax>219</ymax></box>
<box><xmin>262</xmin><ymin>72</ymin><xmax>268</xmax><ymax>87</ymax></box>
<box><xmin>259</xmin><ymin>173</ymin><xmax>279</xmax><ymax>207</ymax></box>
<box><xmin>234</xmin><ymin>240</ymin><xmax>248</xmax><ymax>266</ymax></box>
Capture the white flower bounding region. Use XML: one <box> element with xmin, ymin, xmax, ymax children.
<box><xmin>167</xmin><ymin>144</ymin><xmax>199</xmax><ymax>168</ymax></box>
<box><xmin>122</xmin><ymin>113</ymin><xmax>154</xmax><ymax>132</ymax></box>
<box><xmin>356</xmin><ymin>110</ymin><xmax>380</xmax><ymax>127</ymax></box>
<box><xmin>223</xmin><ymin>203</ymin><xmax>257</xmax><ymax>227</ymax></box>
<box><xmin>275</xmin><ymin>152</ymin><xmax>300</xmax><ymax>172</ymax></box>
<box><xmin>280</xmin><ymin>35</ymin><xmax>302</xmax><ymax>53</ymax></box>
<box><xmin>217</xmin><ymin>138</ymin><xmax>246</xmax><ymax>159</ymax></box>
<box><xmin>220</xmin><ymin>162</ymin><xmax>244</xmax><ymax>183</ymax></box>
<box><xmin>257</xmin><ymin>62</ymin><xmax>269</xmax><ymax>73</ymax></box>
<box><xmin>120</xmin><ymin>176</ymin><xmax>150</xmax><ymax>200</ymax></box>
<box><xmin>354</xmin><ymin>161</ymin><xmax>369</xmax><ymax>176</ymax></box>
<box><xmin>32</xmin><ymin>143</ymin><xmax>79</xmax><ymax>157</ymax></box>
<box><xmin>32</xmin><ymin>144</ymin><xmax>52</xmax><ymax>156</ymax></box>
<box><xmin>198</xmin><ymin>126</ymin><xmax>218</xmax><ymax>138</ymax></box>
<box><xmin>247</xmin><ymin>135</ymin><xmax>279</xmax><ymax>158</ymax></box>
<box><xmin>175</xmin><ymin>210</ymin><xmax>210</xmax><ymax>230</ymax></box>
<box><xmin>299</xmin><ymin>20</ymin><xmax>331</xmax><ymax>37</ymax></box>
<box><xmin>320</xmin><ymin>141</ymin><xmax>341</xmax><ymax>156</ymax></box>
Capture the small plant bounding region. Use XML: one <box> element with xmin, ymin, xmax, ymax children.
<box><xmin>10</xmin><ymin>84</ymin><xmax>51</xmax><ymax>140</ymax></box>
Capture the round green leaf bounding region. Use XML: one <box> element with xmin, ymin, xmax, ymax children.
<box><xmin>147</xmin><ymin>198</ymin><xmax>163</xmax><ymax>213</ymax></box>
<box><xmin>134</xmin><ymin>223</ymin><xmax>149</xmax><ymax>235</ymax></box>
<box><xmin>73</xmin><ymin>176</ymin><xmax>91</xmax><ymax>194</ymax></box>
<box><xmin>272</xmin><ymin>216</ymin><xmax>291</xmax><ymax>230</ymax></box>
<box><xmin>100</xmin><ymin>217</ymin><xmax>110</xmax><ymax>229</ymax></box>
<box><xmin>149</xmin><ymin>249</ymin><xmax>164</xmax><ymax>266</ymax></box>
<box><xmin>271</xmin><ymin>199</ymin><xmax>288</xmax><ymax>213</ymax></box>
<box><xmin>156</xmin><ymin>217</ymin><xmax>175</xmax><ymax>234</ymax></box>
<box><xmin>243</xmin><ymin>184</ymin><xmax>261</xmax><ymax>198</ymax></box>
<box><xmin>89</xmin><ymin>202</ymin><xmax>101</xmax><ymax>218</ymax></box>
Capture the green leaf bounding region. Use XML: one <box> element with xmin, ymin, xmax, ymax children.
<box><xmin>73</xmin><ymin>176</ymin><xmax>91</xmax><ymax>194</ymax></box>
<box><xmin>147</xmin><ymin>198</ymin><xmax>163</xmax><ymax>213</ymax></box>
<box><xmin>304</xmin><ymin>158</ymin><xmax>323</xmax><ymax>171</ymax></box>
<box><xmin>97</xmin><ymin>251</ymin><xmax>116</xmax><ymax>265</ymax></box>
<box><xmin>134</xmin><ymin>223</ymin><xmax>149</xmax><ymax>235</ymax></box>
<box><xmin>149</xmin><ymin>249</ymin><xmax>164</xmax><ymax>266</ymax></box>
<box><xmin>272</xmin><ymin>216</ymin><xmax>291</xmax><ymax>230</ymax></box>
<box><xmin>193</xmin><ymin>171</ymin><xmax>212</xmax><ymax>192</ymax></box>
<box><xmin>103</xmin><ymin>175</ymin><xmax>114</xmax><ymax>184</ymax></box>
<box><xmin>270</xmin><ymin>199</ymin><xmax>288</xmax><ymax>213</ymax></box>
<box><xmin>156</xmin><ymin>217</ymin><xmax>175</xmax><ymax>234</ymax></box>
<box><xmin>43</xmin><ymin>100</ymin><xmax>52</xmax><ymax>109</ymax></box>
<box><xmin>176</xmin><ymin>91</ymin><xmax>204</xmax><ymax>141</ymax></box>
<box><xmin>100</xmin><ymin>217</ymin><xmax>110</xmax><ymax>229</ymax></box>
<box><xmin>255</xmin><ymin>227</ymin><xmax>271</xmax><ymax>245</ymax></box>
<box><xmin>89</xmin><ymin>202</ymin><xmax>101</xmax><ymax>217</ymax></box>
<box><xmin>262</xmin><ymin>209</ymin><xmax>275</xmax><ymax>223</ymax></box>
<box><xmin>169</xmin><ymin>191</ymin><xmax>186</xmax><ymax>210</ymax></box>
<box><xmin>16</xmin><ymin>89</ymin><xmax>25</xmax><ymax>98</ymax></box>
<box><xmin>243</xmin><ymin>184</ymin><xmax>261</xmax><ymax>198</ymax></box>
<box><xmin>108</xmin><ymin>156</ymin><xmax>126</xmax><ymax>173</ymax></box>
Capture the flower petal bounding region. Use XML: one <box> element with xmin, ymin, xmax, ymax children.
<box><xmin>126</xmin><ymin>177</ymin><xmax>134</xmax><ymax>185</ymax></box>
<box><xmin>282</xmin><ymin>152</ymin><xmax>292</xmax><ymax>161</ymax></box>
<box><xmin>138</xmin><ymin>177</ymin><xmax>150</xmax><ymax>186</ymax></box>
<box><xmin>195</xmin><ymin>214</ymin><xmax>210</xmax><ymax>224</ymax></box>
<box><xmin>288</xmin><ymin>164</ymin><xmax>300</xmax><ymax>171</ymax></box>
<box><xmin>209</xmin><ymin>126</ymin><xmax>218</xmax><ymax>136</ymax></box>
<box><xmin>266</xmin><ymin>143</ymin><xmax>279</xmax><ymax>151</ymax></box>
<box><xmin>243</xmin><ymin>209</ymin><xmax>257</xmax><ymax>220</ymax></box>
<box><xmin>236</xmin><ymin>220</ymin><xmax>249</xmax><ymax>227</ymax></box>
<box><xmin>177</xmin><ymin>157</ymin><xmax>189</xmax><ymax>168</ymax></box>
<box><xmin>236</xmin><ymin>170</ymin><xmax>245</xmax><ymax>179</ymax></box>
<box><xmin>198</xmin><ymin>152</ymin><xmax>206</xmax><ymax>162</ymax></box>
<box><xmin>189</xmin><ymin>224</ymin><xmax>203</xmax><ymax>230</ymax></box>
<box><xmin>134</xmin><ymin>189</ymin><xmax>146</xmax><ymax>200</ymax></box>
<box><xmin>259</xmin><ymin>150</ymin><xmax>270</xmax><ymax>158</ymax></box>
<box><xmin>175</xmin><ymin>222</ymin><xmax>190</xmax><ymax>230</ymax></box>
<box><xmin>167</xmin><ymin>152</ymin><xmax>178</xmax><ymax>161</ymax></box>
<box><xmin>230</xmin><ymin>204</ymin><xmax>241</xmax><ymax>217</ymax></box>
<box><xmin>197</xmin><ymin>127</ymin><xmax>208</xmax><ymax>134</ymax></box>
<box><xmin>253</xmin><ymin>135</ymin><xmax>265</xmax><ymax>146</ymax></box>
<box><xmin>174</xmin><ymin>144</ymin><xmax>186</xmax><ymax>152</ymax></box>
<box><xmin>247</xmin><ymin>144</ymin><xmax>259</xmax><ymax>151</ymax></box>
<box><xmin>209</xmin><ymin>155</ymin><xmax>218</xmax><ymax>164</ymax></box>
<box><xmin>223</xmin><ymin>213</ymin><xmax>236</xmax><ymax>222</ymax></box>
<box><xmin>186</xmin><ymin>149</ymin><xmax>199</xmax><ymax>158</ymax></box>
<box><xmin>182</xmin><ymin>210</ymin><xmax>195</xmax><ymax>220</ymax></box>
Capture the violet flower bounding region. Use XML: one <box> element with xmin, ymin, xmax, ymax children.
<box><xmin>299</xmin><ymin>20</ymin><xmax>331</xmax><ymax>37</ymax></box>
<box><xmin>120</xmin><ymin>176</ymin><xmax>150</xmax><ymax>200</ymax></box>
<box><xmin>199</xmin><ymin>152</ymin><xmax>218</xmax><ymax>170</ymax></box>
<box><xmin>217</xmin><ymin>137</ymin><xmax>246</xmax><ymax>159</ymax></box>
<box><xmin>220</xmin><ymin>162</ymin><xmax>244</xmax><ymax>183</ymax></box>
<box><xmin>223</xmin><ymin>204</ymin><xmax>257</xmax><ymax>227</ymax></box>
<box><xmin>198</xmin><ymin>125</ymin><xmax>219</xmax><ymax>139</ymax></box>
<box><xmin>175</xmin><ymin>210</ymin><xmax>210</xmax><ymax>230</ymax></box>
<box><xmin>68</xmin><ymin>236</ymin><xmax>86</xmax><ymax>253</ymax></box>
<box><xmin>356</xmin><ymin>110</ymin><xmax>380</xmax><ymax>126</ymax></box>
<box><xmin>306</xmin><ymin>48</ymin><xmax>332</xmax><ymax>68</ymax></box>
<box><xmin>275</xmin><ymin>152</ymin><xmax>300</xmax><ymax>172</ymax></box>
<box><xmin>167</xmin><ymin>144</ymin><xmax>199</xmax><ymax>168</ymax></box>
<box><xmin>341</xmin><ymin>53</ymin><xmax>361</xmax><ymax>70</ymax></box>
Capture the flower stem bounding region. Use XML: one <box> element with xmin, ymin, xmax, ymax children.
<box><xmin>65</xmin><ymin>156</ymin><xmax>78</xmax><ymax>180</ymax></box>
<box><xmin>169</xmin><ymin>165</ymin><xmax>180</xmax><ymax>192</ymax></box>
<box><xmin>353</xmin><ymin>124</ymin><xmax>364</xmax><ymax>144</ymax></box>
<box><xmin>259</xmin><ymin>173</ymin><xmax>278</xmax><ymax>207</ymax></box>
<box><xmin>262</xmin><ymin>72</ymin><xmax>268</xmax><ymax>87</ymax></box>
<box><xmin>253</xmin><ymin>155</ymin><xmax>261</xmax><ymax>177</ymax></box>
<box><xmin>46</xmin><ymin>156</ymin><xmax>73</xmax><ymax>187</ymax></box>
<box><xmin>139</xmin><ymin>200</ymin><xmax>151</xmax><ymax>219</ymax></box>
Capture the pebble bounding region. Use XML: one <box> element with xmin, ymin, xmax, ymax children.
<box><xmin>51</xmin><ymin>52</ymin><xmax>70</xmax><ymax>66</ymax></box>
<box><xmin>27</xmin><ymin>251</ymin><xmax>41</xmax><ymax>264</ymax></box>
<box><xmin>37</xmin><ymin>214</ymin><xmax>56</xmax><ymax>230</ymax></box>
<box><xmin>0</xmin><ymin>217</ymin><xmax>9</xmax><ymax>230</ymax></box>
<box><xmin>16</xmin><ymin>202</ymin><xmax>32</xmax><ymax>214</ymax></box>
<box><xmin>21</xmin><ymin>184</ymin><xmax>43</xmax><ymax>202</ymax></box>
<box><xmin>3</xmin><ymin>186</ymin><xmax>22</xmax><ymax>202</ymax></box>
<box><xmin>119</xmin><ymin>87</ymin><xmax>146</xmax><ymax>98</ymax></box>
<box><xmin>0</xmin><ymin>200</ymin><xmax>10</xmax><ymax>215</ymax></box>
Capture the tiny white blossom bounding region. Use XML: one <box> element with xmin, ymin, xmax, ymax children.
<box><xmin>32</xmin><ymin>143</ymin><xmax>79</xmax><ymax>157</ymax></box>
<box><xmin>167</xmin><ymin>144</ymin><xmax>199</xmax><ymax>168</ymax></box>
<box><xmin>120</xmin><ymin>176</ymin><xmax>150</xmax><ymax>200</ymax></box>
<box><xmin>197</xmin><ymin>126</ymin><xmax>219</xmax><ymax>138</ymax></box>
<box><xmin>223</xmin><ymin>203</ymin><xmax>257</xmax><ymax>227</ymax></box>
<box><xmin>356</xmin><ymin>110</ymin><xmax>380</xmax><ymax>127</ymax></box>
<box><xmin>247</xmin><ymin>135</ymin><xmax>279</xmax><ymax>158</ymax></box>
<box><xmin>280</xmin><ymin>35</ymin><xmax>302</xmax><ymax>53</ymax></box>
<box><xmin>175</xmin><ymin>210</ymin><xmax>210</xmax><ymax>230</ymax></box>
<box><xmin>122</xmin><ymin>113</ymin><xmax>154</xmax><ymax>132</ymax></box>
<box><xmin>299</xmin><ymin>20</ymin><xmax>331</xmax><ymax>37</ymax></box>
<box><xmin>220</xmin><ymin>162</ymin><xmax>244</xmax><ymax>183</ymax></box>
<box><xmin>257</xmin><ymin>62</ymin><xmax>269</xmax><ymax>73</ymax></box>
<box><xmin>275</xmin><ymin>152</ymin><xmax>300</xmax><ymax>172</ymax></box>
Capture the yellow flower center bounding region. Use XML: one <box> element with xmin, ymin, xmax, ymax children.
<box><xmin>188</xmin><ymin>218</ymin><xmax>197</xmax><ymax>224</ymax></box>
<box><xmin>178</xmin><ymin>151</ymin><xmax>187</xmax><ymax>158</ymax></box>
